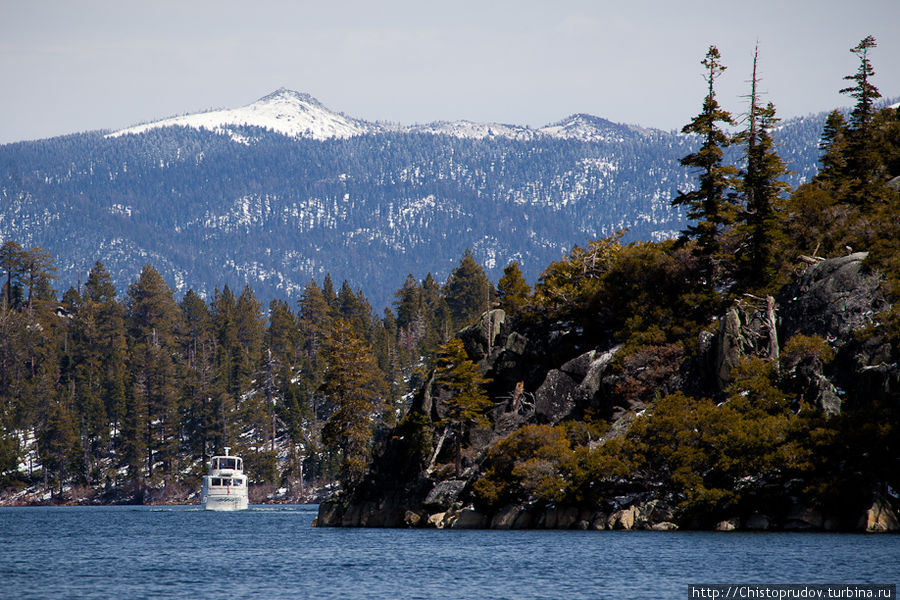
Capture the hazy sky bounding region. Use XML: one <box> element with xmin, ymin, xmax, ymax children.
<box><xmin>2</xmin><ymin>0</ymin><xmax>898</xmax><ymax>144</ymax></box>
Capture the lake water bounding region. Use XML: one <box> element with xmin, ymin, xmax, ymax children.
<box><xmin>1</xmin><ymin>505</ymin><xmax>897</xmax><ymax>599</ymax></box>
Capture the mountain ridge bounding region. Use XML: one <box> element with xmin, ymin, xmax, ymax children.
<box><xmin>105</xmin><ymin>88</ymin><xmax>662</xmax><ymax>144</ymax></box>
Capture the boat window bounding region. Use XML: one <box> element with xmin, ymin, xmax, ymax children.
<box><xmin>232</xmin><ymin>479</ymin><xmax>242</xmax><ymax>486</ymax></box>
<box><xmin>212</xmin><ymin>477</ymin><xmax>222</xmax><ymax>486</ymax></box>
<box><xmin>236</xmin><ymin>459</ymin><xmax>242</xmax><ymax>471</ymax></box>
<box><xmin>222</xmin><ymin>479</ymin><xmax>231</xmax><ymax>486</ymax></box>
<box><xmin>223</xmin><ymin>458</ymin><xmax>237</xmax><ymax>470</ymax></box>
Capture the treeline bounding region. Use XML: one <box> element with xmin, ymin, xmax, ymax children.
<box><xmin>0</xmin><ymin>237</ymin><xmax>519</xmax><ymax>496</ymax></box>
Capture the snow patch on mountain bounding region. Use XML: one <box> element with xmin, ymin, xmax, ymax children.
<box><xmin>406</xmin><ymin>120</ymin><xmax>539</xmax><ymax>141</ymax></box>
<box><xmin>108</xmin><ymin>89</ymin><xmax>374</xmax><ymax>141</ymax></box>
<box><xmin>540</xmin><ymin>114</ymin><xmax>645</xmax><ymax>142</ymax></box>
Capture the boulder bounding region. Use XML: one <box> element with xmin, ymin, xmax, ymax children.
<box><xmin>560</xmin><ymin>350</ymin><xmax>597</xmax><ymax>380</ymax></box>
<box><xmin>451</xmin><ymin>508</ymin><xmax>489</xmax><ymax>529</ymax></box>
<box><xmin>861</xmin><ymin>495</ymin><xmax>900</xmax><ymax>533</ymax></box>
<box><xmin>607</xmin><ymin>507</ymin><xmax>637</xmax><ymax>530</ymax></box>
<box><xmin>315</xmin><ymin>498</ymin><xmax>345</xmax><ymax>527</ymax></box>
<box><xmin>778</xmin><ymin>252</ymin><xmax>887</xmax><ymax>352</ymax></box>
<box><xmin>590</xmin><ymin>512</ymin><xmax>609</xmax><ymax>530</ymax></box>
<box><xmin>715</xmin><ymin>518</ymin><xmax>740</xmax><ymax>531</ymax></box>
<box><xmin>427</xmin><ymin>512</ymin><xmax>447</xmax><ymax>528</ymax></box>
<box><xmin>714</xmin><ymin>298</ymin><xmax>778</xmax><ymax>388</ymax></box>
<box><xmin>458</xmin><ymin>309</ymin><xmax>506</xmax><ymax>362</ymax></box>
<box><xmin>491</xmin><ymin>504</ymin><xmax>524</xmax><ymax>529</ymax></box>
<box><xmin>651</xmin><ymin>522</ymin><xmax>679</xmax><ymax>531</ymax></box>
<box><xmin>534</xmin><ymin>369</ymin><xmax>579</xmax><ymax>424</ymax></box>
<box><xmin>632</xmin><ymin>500</ymin><xmax>675</xmax><ymax>529</ymax></box>
<box><xmin>404</xmin><ymin>510</ymin><xmax>423</xmax><ymax>527</ymax></box>
<box><xmin>541</xmin><ymin>506</ymin><xmax>580</xmax><ymax>529</ymax></box>
<box><xmin>574</xmin><ymin>346</ymin><xmax>620</xmax><ymax>409</ymax></box>
<box><xmin>505</xmin><ymin>332</ymin><xmax>528</xmax><ymax>355</ymax></box>
<box><xmin>511</xmin><ymin>509</ymin><xmax>538</xmax><ymax>529</ymax></box>
<box><xmin>785</xmin><ymin>354</ymin><xmax>842</xmax><ymax>415</ymax></box>
<box><xmin>423</xmin><ymin>479</ymin><xmax>467</xmax><ymax>511</ymax></box>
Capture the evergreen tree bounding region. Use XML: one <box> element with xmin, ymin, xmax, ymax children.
<box><xmin>839</xmin><ymin>35</ymin><xmax>883</xmax><ymax>205</ymax></box>
<box><xmin>297</xmin><ymin>280</ymin><xmax>332</xmax><ymax>425</ymax></box>
<box><xmin>234</xmin><ymin>284</ymin><xmax>265</xmax><ymax>392</ymax></box>
<box><xmin>422</xmin><ymin>273</ymin><xmax>452</xmax><ymax>349</ymax></box>
<box><xmin>734</xmin><ymin>46</ymin><xmax>790</xmax><ymax>291</ymax></box>
<box><xmin>180</xmin><ymin>289</ymin><xmax>223</xmax><ymax>459</ymax></box>
<box><xmin>125</xmin><ymin>265</ymin><xmax>182</xmax><ymax>480</ymax></box>
<box><xmin>212</xmin><ymin>286</ymin><xmax>240</xmax><ymax>396</ymax></box>
<box><xmin>37</xmin><ymin>397</ymin><xmax>80</xmax><ymax>495</ymax></box>
<box><xmin>0</xmin><ymin>241</ymin><xmax>25</xmax><ymax>309</ymax></box>
<box><xmin>266</xmin><ymin>299</ymin><xmax>300</xmax><ymax>368</ymax></box>
<box><xmin>320</xmin><ymin>319</ymin><xmax>387</xmax><ymax>487</ymax></box>
<box><xmin>496</xmin><ymin>261</ymin><xmax>531</xmax><ymax>318</ymax></box>
<box><xmin>433</xmin><ymin>338</ymin><xmax>492</xmax><ymax>475</ymax></box>
<box><xmin>671</xmin><ymin>45</ymin><xmax>738</xmax><ymax>287</ymax></box>
<box><xmin>443</xmin><ymin>249</ymin><xmax>492</xmax><ymax>329</ymax></box>
<box><xmin>20</xmin><ymin>247</ymin><xmax>58</xmax><ymax>310</ymax></box>
<box><xmin>817</xmin><ymin>110</ymin><xmax>849</xmax><ymax>182</ymax></box>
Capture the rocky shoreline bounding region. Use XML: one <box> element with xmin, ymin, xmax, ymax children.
<box><xmin>316</xmin><ymin>490</ymin><xmax>900</xmax><ymax>533</ymax></box>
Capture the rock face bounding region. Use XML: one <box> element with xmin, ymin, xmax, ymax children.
<box><xmin>458</xmin><ymin>309</ymin><xmax>506</xmax><ymax>363</ymax></box>
<box><xmin>715</xmin><ymin>299</ymin><xmax>778</xmax><ymax>389</ymax></box>
<box><xmin>778</xmin><ymin>252</ymin><xmax>887</xmax><ymax>350</ymax></box>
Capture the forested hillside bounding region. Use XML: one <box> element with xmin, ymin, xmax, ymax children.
<box><xmin>0</xmin><ymin>241</ymin><xmax>505</xmax><ymax>502</ymax></box>
<box><xmin>0</xmin><ymin>90</ymin><xmax>835</xmax><ymax>310</ymax></box>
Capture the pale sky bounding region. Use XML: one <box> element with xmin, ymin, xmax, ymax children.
<box><xmin>1</xmin><ymin>0</ymin><xmax>898</xmax><ymax>145</ymax></box>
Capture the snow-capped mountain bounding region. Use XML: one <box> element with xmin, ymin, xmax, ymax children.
<box><xmin>109</xmin><ymin>88</ymin><xmax>375</xmax><ymax>141</ymax></box>
<box><xmin>107</xmin><ymin>89</ymin><xmax>655</xmax><ymax>144</ymax></box>
<box><xmin>539</xmin><ymin>114</ymin><xmax>654</xmax><ymax>142</ymax></box>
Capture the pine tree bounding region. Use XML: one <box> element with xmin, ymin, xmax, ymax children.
<box><xmin>234</xmin><ymin>284</ymin><xmax>265</xmax><ymax>392</ymax></box>
<box><xmin>180</xmin><ymin>289</ymin><xmax>222</xmax><ymax>459</ymax></box>
<box><xmin>125</xmin><ymin>265</ymin><xmax>182</xmax><ymax>480</ymax></box>
<box><xmin>0</xmin><ymin>241</ymin><xmax>25</xmax><ymax>309</ymax></box>
<box><xmin>20</xmin><ymin>247</ymin><xmax>58</xmax><ymax>310</ymax></box>
<box><xmin>817</xmin><ymin>110</ymin><xmax>849</xmax><ymax>182</ymax></box>
<box><xmin>297</xmin><ymin>280</ymin><xmax>332</xmax><ymax>425</ymax></box>
<box><xmin>37</xmin><ymin>397</ymin><xmax>80</xmax><ymax>495</ymax></box>
<box><xmin>734</xmin><ymin>46</ymin><xmax>790</xmax><ymax>291</ymax></box>
<box><xmin>320</xmin><ymin>319</ymin><xmax>387</xmax><ymax>486</ymax></box>
<box><xmin>433</xmin><ymin>338</ymin><xmax>492</xmax><ymax>475</ymax></box>
<box><xmin>443</xmin><ymin>249</ymin><xmax>492</xmax><ymax>329</ymax></box>
<box><xmin>496</xmin><ymin>261</ymin><xmax>531</xmax><ymax>318</ymax></box>
<box><xmin>671</xmin><ymin>45</ymin><xmax>738</xmax><ymax>287</ymax></box>
<box><xmin>839</xmin><ymin>35</ymin><xmax>883</xmax><ymax>205</ymax></box>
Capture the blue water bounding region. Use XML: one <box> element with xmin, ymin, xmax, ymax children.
<box><xmin>1</xmin><ymin>505</ymin><xmax>897</xmax><ymax>599</ymax></box>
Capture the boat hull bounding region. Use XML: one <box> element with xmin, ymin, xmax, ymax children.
<box><xmin>202</xmin><ymin>493</ymin><xmax>249</xmax><ymax>511</ymax></box>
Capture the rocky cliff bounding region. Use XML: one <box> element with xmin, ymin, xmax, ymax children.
<box><xmin>316</xmin><ymin>253</ymin><xmax>899</xmax><ymax>532</ymax></box>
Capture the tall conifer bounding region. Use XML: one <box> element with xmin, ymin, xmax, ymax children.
<box><xmin>672</xmin><ymin>45</ymin><xmax>738</xmax><ymax>287</ymax></box>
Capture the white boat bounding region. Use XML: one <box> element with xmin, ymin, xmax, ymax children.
<box><xmin>201</xmin><ymin>447</ymin><xmax>249</xmax><ymax>511</ymax></box>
